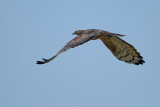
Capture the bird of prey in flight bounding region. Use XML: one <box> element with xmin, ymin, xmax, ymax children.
<box><xmin>36</xmin><ymin>29</ymin><xmax>145</xmax><ymax>65</ymax></box>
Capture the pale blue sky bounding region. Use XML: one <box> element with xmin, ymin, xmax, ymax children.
<box><xmin>0</xmin><ymin>0</ymin><xmax>160</xmax><ymax>107</ymax></box>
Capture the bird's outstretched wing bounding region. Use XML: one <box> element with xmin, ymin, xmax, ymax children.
<box><xmin>100</xmin><ymin>36</ymin><xmax>145</xmax><ymax>65</ymax></box>
<box><xmin>37</xmin><ymin>29</ymin><xmax>145</xmax><ymax>65</ymax></box>
<box><xmin>36</xmin><ymin>34</ymin><xmax>96</xmax><ymax>64</ymax></box>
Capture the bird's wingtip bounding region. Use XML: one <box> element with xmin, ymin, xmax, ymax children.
<box><xmin>36</xmin><ymin>58</ymin><xmax>48</xmax><ymax>64</ymax></box>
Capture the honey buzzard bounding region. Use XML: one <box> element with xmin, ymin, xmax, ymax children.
<box><xmin>37</xmin><ymin>29</ymin><xmax>145</xmax><ymax>65</ymax></box>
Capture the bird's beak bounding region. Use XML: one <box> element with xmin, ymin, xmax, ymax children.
<box><xmin>72</xmin><ymin>32</ymin><xmax>75</xmax><ymax>35</ymax></box>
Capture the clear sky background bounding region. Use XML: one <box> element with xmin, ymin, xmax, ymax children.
<box><xmin>0</xmin><ymin>0</ymin><xmax>160</xmax><ymax>107</ymax></box>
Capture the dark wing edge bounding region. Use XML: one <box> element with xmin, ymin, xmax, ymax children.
<box><xmin>100</xmin><ymin>36</ymin><xmax>145</xmax><ymax>65</ymax></box>
<box><xmin>36</xmin><ymin>34</ymin><xmax>96</xmax><ymax>64</ymax></box>
<box><xmin>36</xmin><ymin>55</ymin><xmax>58</xmax><ymax>64</ymax></box>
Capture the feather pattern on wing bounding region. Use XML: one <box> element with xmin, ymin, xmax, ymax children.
<box><xmin>36</xmin><ymin>33</ymin><xmax>96</xmax><ymax>64</ymax></box>
<box><xmin>100</xmin><ymin>36</ymin><xmax>145</xmax><ymax>65</ymax></box>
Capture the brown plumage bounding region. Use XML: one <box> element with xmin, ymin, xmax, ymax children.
<box><xmin>36</xmin><ymin>29</ymin><xmax>145</xmax><ymax>65</ymax></box>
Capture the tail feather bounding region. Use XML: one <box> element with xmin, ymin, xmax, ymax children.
<box><xmin>109</xmin><ymin>33</ymin><xmax>126</xmax><ymax>37</ymax></box>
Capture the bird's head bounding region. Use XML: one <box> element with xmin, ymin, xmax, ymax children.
<box><xmin>72</xmin><ymin>30</ymin><xmax>84</xmax><ymax>35</ymax></box>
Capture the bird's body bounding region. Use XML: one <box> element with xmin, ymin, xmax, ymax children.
<box><xmin>37</xmin><ymin>29</ymin><xmax>145</xmax><ymax>65</ymax></box>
